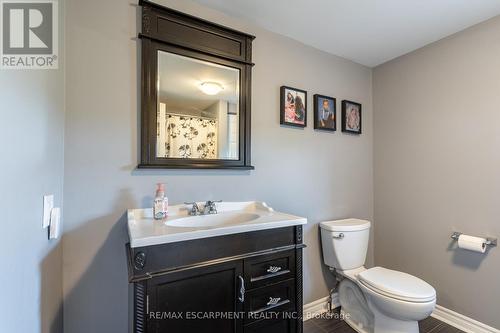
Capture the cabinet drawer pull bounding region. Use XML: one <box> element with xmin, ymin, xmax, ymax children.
<box><xmin>266</xmin><ymin>297</ymin><xmax>281</xmax><ymax>306</ymax></box>
<box><xmin>251</xmin><ymin>269</ymin><xmax>290</xmax><ymax>283</ymax></box>
<box><xmin>266</xmin><ymin>266</ymin><xmax>282</xmax><ymax>273</ymax></box>
<box><xmin>250</xmin><ymin>299</ymin><xmax>290</xmax><ymax>315</ymax></box>
<box><xmin>238</xmin><ymin>275</ymin><xmax>245</xmax><ymax>303</ymax></box>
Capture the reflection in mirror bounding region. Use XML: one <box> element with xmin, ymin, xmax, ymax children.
<box><xmin>156</xmin><ymin>51</ymin><xmax>240</xmax><ymax>160</ymax></box>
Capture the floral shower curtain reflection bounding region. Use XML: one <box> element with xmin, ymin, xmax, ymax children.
<box><xmin>157</xmin><ymin>111</ymin><xmax>218</xmax><ymax>159</ymax></box>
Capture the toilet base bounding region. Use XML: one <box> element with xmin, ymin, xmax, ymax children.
<box><xmin>370</xmin><ymin>305</ymin><xmax>419</xmax><ymax>333</ymax></box>
<box><xmin>342</xmin><ymin>307</ymin><xmax>419</xmax><ymax>333</ymax></box>
<box><xmin>338</xmin><ymin>279</ymin><xmax>374</xmax><ymax>332</ymax></box>
<box><xmin>341</xmin><ymin>309</ymin><xmax>369</xmax><ymax>333</ymax></box>
<box><xmin>338</xmin><ymin>278</ymin><xmax>422</xmax><ymax>333</ymax></box>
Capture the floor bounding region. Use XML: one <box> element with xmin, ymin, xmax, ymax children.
<box><xmin>304</xmin><ymin>311</ymin><xmax>464</xmax><ymax>333</ymax></box>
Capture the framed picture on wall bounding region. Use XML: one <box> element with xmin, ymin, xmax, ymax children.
<box><xmin>314</xmin><ymin>94</ymin><xmax>336</xmax><ymax>131</ymax></box>
<box><xmin>342</xmin><ymin>100</ymin><xmax>362</xmax><ymax>134</ymax></box>
<box><xmin>280</xmin><ymin>86</ymin><xmax>307</xmax><ymax>127</ymax></box>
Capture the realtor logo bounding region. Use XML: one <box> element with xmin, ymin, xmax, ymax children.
<box><xmin>1</xmin><ymin>0</ymin><xmax>58</xmax><ymax>69</ymax></box>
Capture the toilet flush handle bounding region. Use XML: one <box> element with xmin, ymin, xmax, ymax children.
<box><xmin>333</xmin><ymin>233</ymin><xmax>344</xmax><ymax>239</ymax></box>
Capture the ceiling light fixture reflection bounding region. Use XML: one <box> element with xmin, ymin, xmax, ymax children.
<box><xmin>200</xmin><ymin>81</ymin><xmax>224</xmax><ymax>95</ymax></box>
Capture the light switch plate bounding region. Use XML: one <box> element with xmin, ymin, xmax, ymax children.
<box><xmin>49</xmin><ymin>207</ymin><xmax>61</xmax><ymax>239</ymax></box>
<box><xmin>43</xmin><ymin>195</ymin><xmax>54</xmax><ymax>228</ymax></box>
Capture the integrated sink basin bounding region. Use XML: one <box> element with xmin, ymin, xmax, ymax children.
<box><xmin>127</xmin><ymin>201</ymin><xmax>307</xmax><ymax>247</ymax></box>
<box><xmin>167</xmin><ymin>212</ymin><xmax>260</xmax><ymax>228</ymax></box>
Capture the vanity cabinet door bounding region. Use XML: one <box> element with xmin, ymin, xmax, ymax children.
<box><xmin>147</xmin><ymin>261</ymin><xmax>244</xmax><ymax>333</ymax></box>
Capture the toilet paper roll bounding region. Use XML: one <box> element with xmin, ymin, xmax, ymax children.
<box><xmin>457</xmin><ymin>234</ymin><xmax>487</xmax><ymax>253</ymax></box>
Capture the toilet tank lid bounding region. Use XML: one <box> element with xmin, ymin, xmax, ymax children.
<box><xmin>320</xmin><ymin>219</ymin><xmax>371</xmax><ymax>232</ymax></box>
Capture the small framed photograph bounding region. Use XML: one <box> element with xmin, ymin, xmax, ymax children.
<box><xmin>314</xmin><ymin>94</ymin><xmax>336</xmax><ymax>131</ymax></box>
<box><xmin>342</xmin><ymin>100</ymin><xmax>362</xmax><ymax>134</ymax></box>
<box><xmin>280</xmin><ymin>86</ymin><xmax>307</xmax><ymax>127</ymax></box>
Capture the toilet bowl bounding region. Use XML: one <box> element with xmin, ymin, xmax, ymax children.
<box><xmin>320</xmin><ymin>219</ymin><xmax>436</xmax><ymax>333</ymax></box>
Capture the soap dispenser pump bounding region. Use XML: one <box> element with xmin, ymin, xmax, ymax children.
<box><xmin>153</xmin><ymin>183</ymin><xmax>168</xmax><ymax>220</ymax></box>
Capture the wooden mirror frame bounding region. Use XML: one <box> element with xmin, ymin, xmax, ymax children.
<box><xmin>138</xmin><ymin>0</ymin><xmax>255</xmax><ymax>169</ymax></box>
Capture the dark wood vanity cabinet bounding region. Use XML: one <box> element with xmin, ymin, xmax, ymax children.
<box><xmin>127</xmin><ymin>226</ymin><xmax>305</xmax><ymax>333</ymax></box>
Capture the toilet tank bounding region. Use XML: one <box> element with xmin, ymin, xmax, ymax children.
<box><xmin>320</xmin><ymin>219</ymin><xmax>371</xmax><ymax>270</ymax></box>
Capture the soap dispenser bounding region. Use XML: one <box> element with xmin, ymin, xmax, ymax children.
<box><xmin>153</xmin><ymin>183</ymin><xmax>168</xmax><ymax>220</ymax></box>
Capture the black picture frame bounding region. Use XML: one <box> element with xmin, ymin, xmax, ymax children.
<box><xmin>280</xmin><ymin>86</ymin><xmax>307</xmax><ymax>128</ymax></box>
<box><xmin>313</xmin><ymin>94</ymin><xmax>336</xmax><ymax>131</ymax></box>
<box><xmin>341</xmin><ymin>100</ymin><xmax>362</xmax><ymax>134</ymax></box>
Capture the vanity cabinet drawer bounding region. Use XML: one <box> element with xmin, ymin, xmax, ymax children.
<box><xmin>244</xmin><ymin>317</ymin><xmax>296</xmax><ymax>333</ymax></box>
<box><xmin>244</xmin><ymin>279</ymin><xmax>296</xmax><ymax>324</ymax></box>
<box><xmin>244</xmin><ymin>250</ymin><xmax>295</xmax><ymax>289</ymax></box>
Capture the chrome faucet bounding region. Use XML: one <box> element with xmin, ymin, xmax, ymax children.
<box><xmin>184</xmin><ymin>202</ymin><xmax>201</xmax><ymax>216</ymax></box>
<box><xmin>185</xmin><ymin>200</ymin><xmax>221</xmax><ymax>216</ymax></box>
<box><xmin>203</xmin><ymin>200</ymin><xmax>221</xmax><ymax>215</ymax></box>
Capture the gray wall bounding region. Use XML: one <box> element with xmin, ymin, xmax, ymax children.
<box><xmin>0</xmin><ymin>1</ymin><xmax>65</xmax><ymax>332</ymax></box>
<box><xmin>373</xmin><ymin>16</ymin><xmax>500</xmax><ymax>329</ymax></box>
<box><xmin>63</xmin><ymin>0</ymin><xmax>373</xmax><ymax>331</ymax></box>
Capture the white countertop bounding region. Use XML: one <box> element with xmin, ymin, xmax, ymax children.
<box><xmin>127</xmin><ymin>201</ymin><xmax>307</xmax><ymax>248</ymax></box>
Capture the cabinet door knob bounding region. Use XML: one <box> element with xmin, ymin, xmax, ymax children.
<box><xmin>266</xmin><ymin>266</ymin><xmax>282</xmax><ymax>273</ymax></box>
<box><xmin>238</xmin><ymin>276</ymin><xmax>245</xmax><ymax>303</ymax></box>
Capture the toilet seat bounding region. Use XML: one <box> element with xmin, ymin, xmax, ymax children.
<box><xmin>358</xmin><ymin>267</ymin><xmax>436</xmax><ymax>303</ymax></box>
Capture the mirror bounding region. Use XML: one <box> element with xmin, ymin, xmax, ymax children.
<box><xmin>139</xmin><ymin>2</ymin><xmax>254</xmax><ymax>169</ymax></box>
<box><xmin>156</xmin><ymin>51</ymin><xmax>240</xmax><ymax>160</ymax></box>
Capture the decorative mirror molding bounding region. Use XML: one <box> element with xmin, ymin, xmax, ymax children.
<box><xmin>138</xmin><ymin>0</ymin><xmax>255</xmax><ymax>169</ymax></box>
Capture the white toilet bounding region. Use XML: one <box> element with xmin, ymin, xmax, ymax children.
<box><xmin>320</xmin><ymin>219</ymin><xmax>436</xmax><ymax>333</ymax></box>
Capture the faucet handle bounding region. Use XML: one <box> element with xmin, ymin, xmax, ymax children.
<box><xmin>205</xmin><ymin>200</ymin><xmax>222</xmax><ymax>214</ymax></box>
<box><xmin>184</xmin><ymin>202</ymin><xmax>200</xmax><ymax>215</ymax></box>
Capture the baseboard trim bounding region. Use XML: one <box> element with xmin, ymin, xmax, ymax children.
<box><xmin>431</xmin><ymin>305</ymin><xmax>500</xmax><ymax>333</ymax></box>
<box><xmin>303</xmin><ymin>295</ymin><xmax>500</xmax><ymax>332</ymax></box>
<box><xmin>303</xmin><ymin>294</ymin><xmax>339</xmax><ymax>321</ymax></box>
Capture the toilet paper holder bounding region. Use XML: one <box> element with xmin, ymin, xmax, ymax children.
<box><xmin>451</xmin><ymin>232</ymin><xmax>497</xmax><ymax>248</ymax></box>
